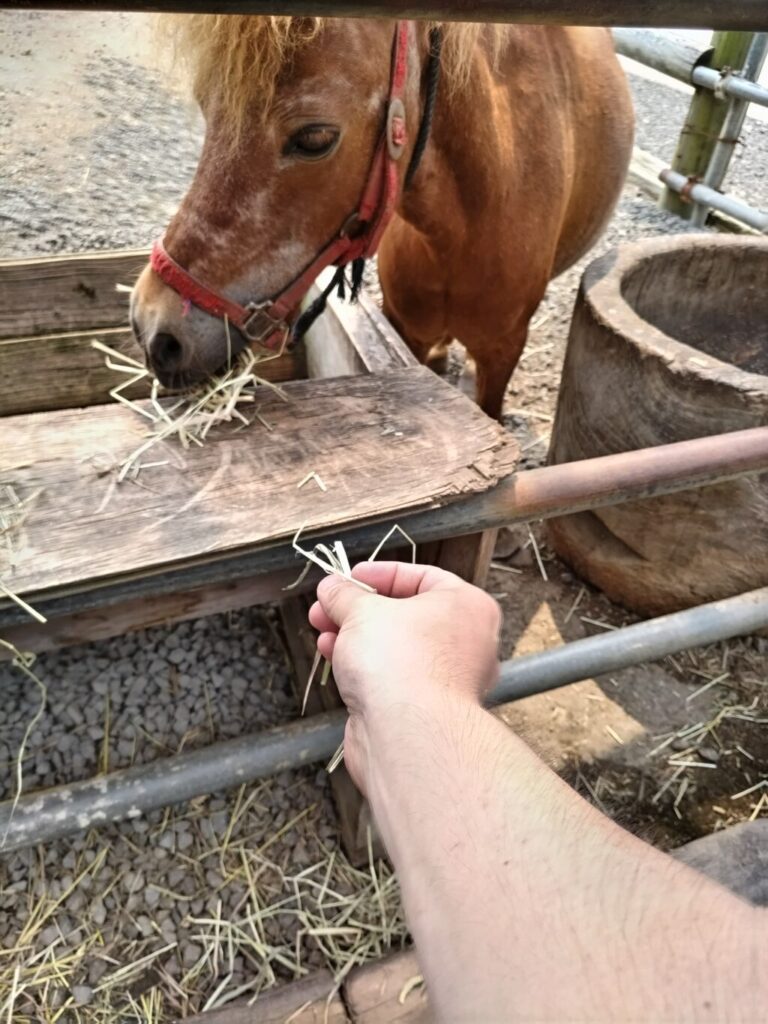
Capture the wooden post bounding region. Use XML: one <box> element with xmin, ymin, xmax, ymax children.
<box><xmin>661</xmin><ymin>31</ymin><xmax>755</xmax><ymax>219</ymax></box>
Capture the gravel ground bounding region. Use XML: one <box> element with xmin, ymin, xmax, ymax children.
<box><xmin>0</xmin><ymin>610</ymin><xmax>406</xmax><ymax>1019</ymax></box>
<box><xmin>1</xmin><ymin>13</ymin><xmax>766</xmax><ymax>1020</ymax></box>
<box><xmin>0</xmin><ymin>12</ymin><xmax>199</xmax><ymax>257</ymax></box>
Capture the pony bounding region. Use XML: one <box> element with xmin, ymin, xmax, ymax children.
<box><xmin>131</xmin><ymin>16</ymin><xmax>633</xmax><ymax>419</ymax></box>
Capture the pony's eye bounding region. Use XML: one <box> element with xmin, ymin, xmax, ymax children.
<box><xmin>286</xmin><ymin>126</ymin><xmax>340</xmax><ymax>160</ymax></box>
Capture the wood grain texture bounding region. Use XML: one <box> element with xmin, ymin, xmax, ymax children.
<box><xmin>422</xmin><ymin>529</ymin><xmax>499</xmax><ymax>589</ymax></box>
<box><xmin>0</xmin><ymin>366</ymin><xmax>515</xmax><ymax>605</ymax></box>
<box><xmin>181</xmin><ymin>969</ymin><xmax>348</xmax><ymax>1023</ymax></box>
<box><xmin>344</xmin><ymin>951</ymin><xmax>430</xmax><ymax>1024</ymax></box>
<box><xmin>548</xmin><ymin>235</ymin><xmax>768</xmax><ymax>615</ymax></box>
<box><xmin>0</xmin><ymin>249</ymin><xmax>149</xmax><ymax>339</ymax></box>
<box><xmin>0</xmin><ymin>328</ymin><xmax>305</xmax><ymax>417</ymax></box>
<box><xmin>304</xmin><ymin>270</ymin><xmax>418</xmax><ymax>381</ymax></box>
<box><xmin>0</xmin><ymin>569</ymin><xmax>308</xmax><ymax>659</ymax></box>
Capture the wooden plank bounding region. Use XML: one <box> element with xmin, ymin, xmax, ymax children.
<box><xmin>304</xmin><ymin>270</ymin><xmax>418</xmax><ymax>379</ymax></box>
<box><xmin>0</xmin><ymin>328</ymin><xmax>144</xmax><ymax>417</ymax></box>
<box><xmin>344</xmin><ymin>951</ymin><xmax>430</xmax><ymax>1024</ymax></box>
<box><xmin>0</xmin><ymin>366</ymin><xmax>515</xmax><ymax>607</ymax></box>
<box><xmin>280</xmin><ymin>596</ymin><xmax>384</xmax><ymax>867</ymax></box>
<box><xmin>0</xmin><ymin>249</ymin><xmax>149</xmax><ymax>339</ymax></box>
<box><xmin>0</xmin><ymin>327</ymin><xmax>306</xmax><ymax>417</ymax></box>
<box><xmin>429</xmin><ymin>529</ymin><xmax>499</xmax><ymax>589</ymax></box>
<box><xmin>182</xmin><ymin>969</ymin><xmax>348</xmax><ymax>1024</ymax></box>
<box><xmin>0</xmin><ymin>568</ymin><xmax>308</xmax><ymax>659</ymax></box>
<box><xmin>335</xmin><ymin>287</ymin><xmax>419</xmax><ymax>374</ymax></box>
<box><xmin>305</xmin><ymin>299</ymin><xmax>367</xmax><ymax>379</ymax></box>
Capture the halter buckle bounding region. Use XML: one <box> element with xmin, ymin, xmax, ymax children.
<box><xmin>386</xmin><ymin>98</ymin><xmax>407</xmax><ymax>161</ymax></box>
<box><xmin>241</xmin><ymin>302</ymin><xmax>288</xmax><ymax>346</ymax></box>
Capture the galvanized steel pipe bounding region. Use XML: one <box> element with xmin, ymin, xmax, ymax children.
<box><xmin>493</xmin><ymin>585</ymin><xmax>768</xmax><ymax>702</ymax></box>
<box><xmin>660</xmin><ymin>168</ymin><xmax>768</xmax><ymax>232</ymax></box>
<box><xmin>3</xmin><ymin>0</ymin><xmax>768</xmax><ymax>30</ymax></box>
<box><xmin>0</xmin><ymin>712</ymin><xmax>347</xmax><ymax>854</ymax></box>
<box><xmin>690</xmin><ymin>33</ymin><xmax>768</xmax><ymax>228</ymax></box>
<box><xmin>692</xmin><ymin>62</ymin><xmax>768</xmax><ymax>109</ymax></box>
<box><xmin>3</xmin><ymin>586</ymin><xmax>768</xmax><ymax>853</ymax></box>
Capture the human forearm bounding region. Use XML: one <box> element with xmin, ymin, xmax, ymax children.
<box><xmin>310</xmin><ymin>565</ymin><xmax>763</xmax><ymax>1022</ymax></box>
<box><xmin>363</xmin><ymin>692</ymin><xmax>759</xmax><ymax>1023</ymax></box>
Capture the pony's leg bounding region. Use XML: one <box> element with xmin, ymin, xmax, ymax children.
<box><xmin>425</xmin><ymin>339</ymin><xmax>452</xmax><ymax>375</ymax></box>
<box><xmin>472</xmin><ymin>322</ymin><xmax>530</xmax><ymax>421</ymax></box>
<box><xmin>382</xmin><ymin>299</ymin><xmax>451</xmax><ymax>372</ymax></box>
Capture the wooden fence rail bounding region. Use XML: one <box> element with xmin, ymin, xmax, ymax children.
<box><xmin>4</xmin><ymin>0</ymin><xmax>768</xmax><ymax>31</ymax></box>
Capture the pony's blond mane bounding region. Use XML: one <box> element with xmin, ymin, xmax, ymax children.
<box><xmin>158</xmin><ymin>15</ymin><xmax>505</xmax><ymax>142</ymax></box>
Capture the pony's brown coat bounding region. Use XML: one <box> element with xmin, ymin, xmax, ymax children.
<box><xmin>133</xmin><ymin>17</ymin><xmax>634</xmax><ymax>417</ymax></box>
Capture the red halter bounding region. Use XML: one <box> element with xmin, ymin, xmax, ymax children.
<box><xmin>150</xmin><ymin>21</ymin><xmax>413</xmax><ymax>352</ymax></box>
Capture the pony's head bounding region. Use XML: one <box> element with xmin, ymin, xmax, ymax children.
<box><xmin>131</xmin><ymin>16</ymin><xmax>479</xmax><ymax>388</ymax></box>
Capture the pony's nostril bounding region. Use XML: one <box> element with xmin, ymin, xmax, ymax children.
<box><xmin>149</xmin><ymin>332</ymin><xmax>184</xmax><ymax>372</ymax></box>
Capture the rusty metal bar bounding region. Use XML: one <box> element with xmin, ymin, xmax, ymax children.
<box><xmin>497</xmin><ymin>424</ymin><xmax>768</xmax><ymax>522</ymax></box>
<box><xmin>3</xmin><ymin>584</ymin><xmax>768</xmax><ymax>853</ymax></box>
<box><xmin>3</xmin><ymin>0</ymin><xmax>768</xmax><ymax>30</ymax></box>
<box><xmin>2</xmin><ymin>425</ymin><xmax>768</xmax><ymax>628</ymax></box>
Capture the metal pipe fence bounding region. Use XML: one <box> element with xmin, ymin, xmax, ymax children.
<box><xmin>660</xmin><ymin>168</ymin><xmax>768</xmax><ymax>231</ymax></box>
<box><xmin>613</xmin><ymin>28</ymin><xmax>768</xmax><ymax>231</ymax></box>
<box><xmin>690</xmin><ymin>33</ymin><xmax>768</xmax><ymax>226</ymax></box>
<box><xmin>3</xmin><ymin>585</ymin><xmax>768</xmax><ymax>853</ymax></box>
<box><xmin>692</xmin><ymin>60</ymin><xmax>768</xmax><ymax>108</ymax></box>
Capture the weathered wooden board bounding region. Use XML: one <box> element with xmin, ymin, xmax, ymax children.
<box><xmin>0</xmin><ymin>257</ymin><xmax>392</xmax><ymax>418</ymax></box>
<box><xmin>0</xmin><ymin>568</ymin><xmax>308</xmax><ymax>660</ymax></box>
<box><xmin>183</xmin><ymin>969</ymin><xmax>348</xmax><ymax>1023</ymax></box>
<box><xmin>0</xmin><ymin>249</ymin><xmax>147</xmax><ymax>339</ymax></box>
<box><xmin>344</xmin><ymin>951</ymin><xmax>430</xmax><ymax>1024</ymax></box>
<box><xmin>305</xmin><ymin>272</ymin><xmax>418</xmax><ymax>380</ymax></box>
<box><xmin>180</xmin><ymin>953</ymin><xmax>427</xmax><ymax>1024</ymax></box>
<box><xmin>0</xmin><ymin>327</ymin><xmax>305</xmax><ymax>417</ymax></box>
<box><xmin>0</xmin><ymin>366</ymin><xmax>516</xmax><ymax>606</ymax></box>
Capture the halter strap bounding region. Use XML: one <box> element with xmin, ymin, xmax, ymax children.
<box><xmin>151</xmin><ymin>20</ymin><xmax>420</xmax><ymax>353</ymax></box>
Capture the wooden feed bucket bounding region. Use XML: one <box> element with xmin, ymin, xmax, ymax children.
<box><xmin>548</xmin><ymin>234</ymin><xmax>768</xmax><ymax>616</ymax></box>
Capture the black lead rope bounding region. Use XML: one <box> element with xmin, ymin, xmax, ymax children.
<box><xmin>292</xmin><ymin>27</ymin><xmax>444</xmax><ymax>346</ymax></box>
<box><xmin>405</xmin><ymin>26</ymin><xmax>444</xmax><ymax>190</ymax></box>
<box><xmin>291</xmin><ymin>258</ymin><xmax>366</xmax><ymax>342</ymax></box>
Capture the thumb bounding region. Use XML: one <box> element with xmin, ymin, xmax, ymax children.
<box><xmin>316</xmin><ymin>574</ymin><xmax>377</xmax><ymax>628</ymax></box>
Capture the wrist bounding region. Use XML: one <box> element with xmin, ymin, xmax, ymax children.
<box><xmin>356</xmin><ymin>684</ymin><xmax>482</xmax><ymax>783</ymax></box>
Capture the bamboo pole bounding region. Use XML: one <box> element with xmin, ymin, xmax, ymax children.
<box><xmin>661</xmin><ymin>31</ymin><xmax>755</xmax><ymax>219</ymax></box>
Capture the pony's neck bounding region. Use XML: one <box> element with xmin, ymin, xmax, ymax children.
<box><xmin>398</xmin><ymin>41</ymin><xmax>498</xmax><ymax>247</ymax></box>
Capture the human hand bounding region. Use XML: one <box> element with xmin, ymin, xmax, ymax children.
<box><xmin>308</xmin><ymin>562</ymin><xmax>501</xmax><ymax>790</ymax></box>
